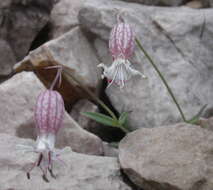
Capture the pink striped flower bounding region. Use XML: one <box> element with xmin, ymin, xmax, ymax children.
<box><xmin>35</xmin><ymin>90</ymin><xmax>64</xmax><ymax>137</ymax></box>
<box><xmin>109</xmin><ymin>22</ymin><xmax>135</xmax><ymax>60</ymax></box>
<box><xmin>18</xmin><ymin>65</ymin><xmax>66</xmax><ymax>182</ymax></box>
<box><xmin>30</xmin><ymin>89</ymin><xmax>65</xmax><ymax>182</ymax></box>
<box><xmin>98</xmin><ymin>16</ymin><xmax>145</xmax><ymax>88</ymax></box>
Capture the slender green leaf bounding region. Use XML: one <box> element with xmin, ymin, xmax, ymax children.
<box><xmin>187</xmin><ymin>104</ymin><xmax>207</xmax><ymax>124</ymax></box>
<box><xmin>187</xmin><ymin>118</ymin><xmax>199</xmax><ymax>125</ymax></box>
<box><xmin>81</xmin><ymin>112</ymin><xmax>120</xmax><ymax>127</ymax></box>
<box><xmin>118</xmin><ymin>112</ymin><xmax>128</xmax><ymax>126</ymax></box>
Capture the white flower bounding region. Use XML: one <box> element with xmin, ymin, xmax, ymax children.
<box><xmin>17</xmin><ymin>133</ymin><xmax>69</xmax><ymax>182</ymax></box>
<box><xmin>98</xmin><ymin>58</ymin><xmax>146</xmax><ymax>88</ymax></box>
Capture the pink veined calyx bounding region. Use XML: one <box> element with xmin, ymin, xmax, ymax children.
<box><xmin>98</xmin><ymin>14</ymin><xmax>146</xmax><ymax>88</ymax></box>
<box><xmin>18</xmin><ymin>65</ymin><xmax>69</xmax><ymax>182</ymax></box>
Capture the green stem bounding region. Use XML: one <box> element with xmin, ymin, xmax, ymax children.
<box><xmin>119</xmin><ymin>125</ymin><xmax>129</xmax><ymax>133</ymax></box>
<box><xmin>62</xmin><ymin>67</ymin><xmax>130</xmax><ymax>133</ymax></box>
<box><xmin>98</xmin><ymin>100</ymin><xmax>118</xmax><ymax>121</ymax></box>
<box><xmin>135</xmin><ymin>38</ymin><xmax>186</xmax><ymax>122</ymax></box>
<box><xmin>62</xmin><ymin>67</ymin><xmax>118</xmax><ymax>120</ymax></box>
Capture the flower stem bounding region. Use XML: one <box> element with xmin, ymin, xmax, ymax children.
<box><xmin>43</xmin><ymin>51</ymin><xmax>125</xmax><ymax>132</ymax></box>
<box><xmin>135</xmin><ymin>38</ymin><xmax>187</xmax><ymax>122</ymax></box>
<box><xmin>62</xmin><ymin>67</ymin><xmax>130</xmax><ymax>133</ymax></box>
<box><xmin>119</xmin><ymin>126</ymin><xmax>129</xmax><ymax>133</ymax></box>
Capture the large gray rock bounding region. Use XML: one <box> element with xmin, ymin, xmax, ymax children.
<box><xmin>50</xmin><ymin>0</ymin><xmax>85</xmax><ymax>38</ymax></box>
<box><xmin>0</xmin><ymin>39</ymin><xmax>16</xmax><ymax>76</ymax></box>
<box><xmin>0</xmin><ymin>71</ymin><xmax>103</xmax><ymax>155</ymax></box>
<box><xmin>122</xmin><ymin>0</ymin><xmax>184</xmax><ymax>6</ymax></box>
<box><xmin>14</xmin><ymin>27</ymin><xmax>101</xmax><ymax>105</ymax></box>
<box><xmin>0</xmin><ymin>0</ymin><xmax>54</xmax><ymax>76</ymax></box>
<box><xmin>79</xmin><ymin>0</ymin><xmax>213</xmax><ymax>129</ymax></box>
<box><xmin>0</xmin><ymin>134</ymin><xmax>131</xmax><ymax>190</ymax></box>
<box><xmin>119</xmin><ymin>123</ymin><xmax>213</xmax><ymax>190</ymax></box>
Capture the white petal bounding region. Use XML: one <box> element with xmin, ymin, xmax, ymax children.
<box><xmin>36</xmin><ymin>133</ymin><xmax>56</xmax><ymax>152</ymax></box>
<box><xmin>98</xmin><ymin>58</ymin><xmax>146</xmax><ymax>88</ymax></box>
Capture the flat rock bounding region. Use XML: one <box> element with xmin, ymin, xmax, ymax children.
<box><xmin>50</xmin><ymin>0</ymin><xmax>85</xmax><ymax>38</ymax></box>
<box><xmin>119</xmin><ymin>123</ymin><xmax>213</xmax><ymax>190</ymax></box>
<box><xmin>0</xmin><ymin>71</ymin><xmax>103</xmax><ymax>155</ymax></box>
<box><xmin>79</xmin><ymin>0</ymin><xmax>213</xmax><ymax>129</ymax></box>
<box><xmin>0</xmin><ymin>134</ymin><xmax>131</xmax><ymax>190</ymax></box>
<box><xmin>14</xmin><ymin>27</ymin><xmax>101</xmax><ymax>105</ymax></box>
<box><xmin>0</xmin><ymin>0</ymin><xmax>54</xmax><ymax>76</ymax></box>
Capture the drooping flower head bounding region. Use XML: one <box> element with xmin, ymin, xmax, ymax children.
<box><xmin>30</xmin><ymin>88</ymin><xmax>64</xmax><ymax>182</ymax></box>
<box><xmin>19</xmin><ymin>65</ymin><xmax>65</xmax><ymax>182</ymax></box>
<box><xmin>35</xmin><ymin>89</ymin><xmax>64</xmax><ymax>151</ymax></box>
<box><xmin>109</xmin><ymin>21</ymin><xmax>135</xmax><ymax>60</ymax></box>
<box><xmin>98</xmin><ymin>12</ymin><xmax>146</xmax><ymax>88</ymax></box>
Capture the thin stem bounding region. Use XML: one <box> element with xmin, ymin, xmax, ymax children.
<box><xmin>119</xmin><ymin>125</ymin><xmax>129</xmax><ymax>133</ymax></box>
<box><xmin>135</xmin><ymin>38</ymin><xmax>186</xmax><ymax>122</ymax></box>
<box><xmin>45</xmin><ymin>65</ymin><xmax>62</xmax><ymax>90</ymax></box>
<box><xmin>62</xmin><ymin>69</ymin><xmax>130</xmax><ymax>133</ymax></box>
<box><xmin>62</xmin><ymin>67</ymin><xmax>118</xmax><ymax>120</ymax></box>
<box><xmin>98</xmin><ymin>101</ymin><xmax>118</xmax><ymax>121</ymax></box>
<box><xmin>42</xmin><ymin>51</ymin><xmax>120</xmax><ymax>129</ymax></box>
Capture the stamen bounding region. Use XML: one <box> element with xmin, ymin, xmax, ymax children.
<box><xmin>27</xmin><ymin>172</ymin><xmax>30</xmax><ymax>179</ymax></box>
<box><xmin>37</xmin><ymin>154</ymin><xmax>43</xmax><ymax>167</ymax></box>
<box><xmin>26</xmin><ymin>153</ymin><xmax>42</xmax><ymax>180</ymax></box>
<box><xmin>48</xmin><ymin>151</ymin><xmax>51</xmax><ymax>165</ymax></box>
<box><xmin>39</xmin><ymin>162</ymin><xmax>49</xmax><ymax>183</ymax></box>
<box><xmin>48</xmin><ymin>168</ymin><xmax>56</xmax><ymax>179</ymax></box>
<box><xmin>47</xmin><ymin>151</ymin><xmax>56</xmax><ymax>178</ymax></box>
<box><xmin>42</xmin><ymin>174</ymin><xmax>49</xmax><ymax>183</ymax></box>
